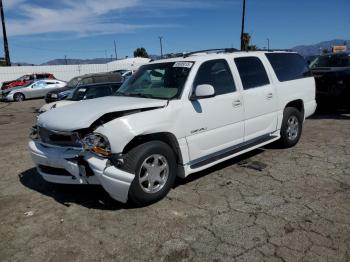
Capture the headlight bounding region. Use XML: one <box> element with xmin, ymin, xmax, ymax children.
<box><xmin>82</xmin><ymin>133</ymin><xmax>111</xmax><ymax>157</ymax></box>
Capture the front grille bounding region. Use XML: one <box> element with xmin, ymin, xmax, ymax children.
<box><xmin>38</xmin><ymin>165</ymin><xmax>72</xmax><ymax>176</ymax></box>
<box><xmin>38</xmin><ymin>127</ymin><xmax>82</xmax><ymax>148</ymax></box>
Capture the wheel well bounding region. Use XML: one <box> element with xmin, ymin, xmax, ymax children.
<box><xmin>285</xmin><ymin>99</ymin><xmax>304</xmax><ymax>116</ymax></box>
<box><xmin>14</xmin><ymin>92</ymin><xmax>25</xmax><ymax>98</ymax></box>
<box><xmin>123</xmin><ymin>132</ymin><xmax>183</xmax><ymax>164</ymax></box>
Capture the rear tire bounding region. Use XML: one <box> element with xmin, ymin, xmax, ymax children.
<box><xmin>123</xmin><ymin>141</ymin><xmax>177</xmax><ymax>206</ymax></box>
<box><xmin>279</xmin><ymin>107</ymin><xmax>303</xmax><ymax>148</ymax></box>
<box><xmin>13</xmin><ymin>93</ymin><xmax>25</xmax><ymax>102</ymax></box>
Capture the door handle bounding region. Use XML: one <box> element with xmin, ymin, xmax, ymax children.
<box><xmin>232</xmin><ymin>100</ymin><xmax>242</xmax><ymax>108</ymax></box>
<box><xmin>266</xmin><ymin>93</ymin><xmax>273</xmax><ymax>100</ymax></box>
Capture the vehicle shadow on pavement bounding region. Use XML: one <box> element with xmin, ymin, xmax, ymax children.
<box><xmin>174</xmin><ymin>149</ymin><xmax>265</xmax><ymax>188</ymax></box>
<box><xmin>19</xmin><ymin>168</ymin><xmax>130</xmax><ymax>210</ymax></box>
<box><xmin>310</xmin><ymin>107</ymin><xmax>350</xmax><ymax>120</ymax></box>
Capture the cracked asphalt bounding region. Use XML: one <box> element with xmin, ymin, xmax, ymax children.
<box><xmin>0</xmin><ymin>100</ymin><xmax>349</xmax><ymax>262</ymax></box>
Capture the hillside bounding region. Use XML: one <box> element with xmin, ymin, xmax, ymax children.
<box><xmin>291</xmin><ymin>39</ymin><xmax>349</xmax><ymax>56</ymax></box>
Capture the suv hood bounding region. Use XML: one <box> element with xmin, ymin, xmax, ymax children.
<box><xmin>37</xmin><ymin>96</ymin><xmax>168</xmax><ymax>131</ymax></box>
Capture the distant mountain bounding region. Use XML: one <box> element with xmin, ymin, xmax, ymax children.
<box><xmin>41</xmin><ymin>58</ymin><xmax>116</xmax><ymax>65</ymax></box>
<box><xmin>12</xmin><ymin>62</ymin><xmax>34</xmax><ymax>66</ymax></box>
<box><xmin>292</xmin><ymin>39</ymin><xmax>350</xmax><ymax>56</ymax></box>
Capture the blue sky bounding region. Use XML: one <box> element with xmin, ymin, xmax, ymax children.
<box><xmin>3</xmin><ymin>0</ymin><xmax>350</xmax><ymax>64</ymax></box>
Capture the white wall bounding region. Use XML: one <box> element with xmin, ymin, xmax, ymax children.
<box><xmin>0</xmin><ymin>57</ymin><xmax>150</xmax><ymax>83</ymax></box>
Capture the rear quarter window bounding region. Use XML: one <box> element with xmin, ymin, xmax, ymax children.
<box><xmin>265</xmin><ymin>53</ymin><xmax>312</xmax><ymax>82</ymax></box>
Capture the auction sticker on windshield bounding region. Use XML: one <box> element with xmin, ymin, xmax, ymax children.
<box><xmin>173</xmin><ymin>62</ymin><xmax>193</xmax><ymax>68</ymax></box>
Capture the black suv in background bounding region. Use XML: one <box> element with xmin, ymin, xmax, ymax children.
<box><xmin>310</xmin><ymin>53</ymin><xmax>350</xmax><ymax>109</ymax></box>
<box><xmin>45</xmin><ymin>72</ymin><xmax>123</xmax><ymax>103</ymax></box>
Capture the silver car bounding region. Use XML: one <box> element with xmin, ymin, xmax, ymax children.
<box><xmin>2</xmin><ymin>79</ymin><xmax>66</xmax><ymax>102</ymax></box>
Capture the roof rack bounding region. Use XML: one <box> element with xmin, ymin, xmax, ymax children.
<box><xmin>256</xmin><ymin>49</ymin><xmax>293</xmax><ymax>52</ymax></box>
<box><xmin>183</xmin><ymin>48</ymin><xmax>238</xmax><ymax>58</ymax></box>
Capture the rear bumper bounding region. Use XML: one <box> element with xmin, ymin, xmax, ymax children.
<box><xmin>28</xmin><ymin>140</ymin><xmax>135</xmax><ymax>203</ymax></box>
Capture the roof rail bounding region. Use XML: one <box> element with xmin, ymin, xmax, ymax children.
<box><xmin>183</xmin><ymin>48</ymin><xmax>238</xmax><ymax>58</ymax></box>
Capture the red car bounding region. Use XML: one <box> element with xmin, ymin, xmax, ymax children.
<box><xmin>1</xmin><ymin>73</ymin><xmax>55</xmax><ymax>91</ymax></box>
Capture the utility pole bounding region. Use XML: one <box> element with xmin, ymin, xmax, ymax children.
<box><xmin>240</xmin><ymin>0</ymin><xmax>246</xmax><ymax>51</ymax></box>
<box><xmin>267</xmin><ymin>38</ymin><xmax>270</xmax><ymax>51</ymax></box>
<box><xmin>159</xmin><ymin>36</ymin><xmax>163</xmax><ymax>58</ymax></box>
<box><xmin>0</xmin><ymin>0</ymin><xmax>10</xmax><ymax>66</ymax></box>
<box><xmin>114</xmin><ymin>40</ymin><xmax>118</xmax><ymax>60</ymax></box>
<box><xmin>64</xmin><ymin>55</ymin><xmax>67</xmax><ymax>65</ymax></box>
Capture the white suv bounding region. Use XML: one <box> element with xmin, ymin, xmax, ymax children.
<box><xmin>29</xmin><ymin>50</ymin><xmax>317</xmax><ymax>205</ymax></box>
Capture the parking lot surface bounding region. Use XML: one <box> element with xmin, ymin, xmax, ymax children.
<box><xmin>0</xmin><ymin>100</ymin><xmax>349</xmax><ymax>262</ymax></box>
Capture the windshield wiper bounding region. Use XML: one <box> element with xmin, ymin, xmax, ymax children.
<box><xmin>115</xmin><ymin>92</ymin><xmax>164</xmax><ymax>100</ymax></box>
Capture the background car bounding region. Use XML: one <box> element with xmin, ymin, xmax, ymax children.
<box><xmin>45</xmin><ymin>72</ymin><xmax>123</xmax><ymax>103</ymax></box>
<box><xmin>2</xmin><ymin>79</ymin><xmax>66</xmax><ymax>102</ymax></box>
<box><xmin>112</xmin><ymin>69</ymin><xmax>133</xmax><ymax>79</ymax></box>
<box><xmin>310</xmin><ymin>52</ymin><xmax>350</xmax><ymax>109</ymax></box>
<box><xmin>39</xmin><ymin>82</ymin><xmax>123</xmax><ymax>113</ymax></box>
<box><xmin>1</xmin><ymin>73</ymin><xmax>55</xmax><ymax>91</ymax></box>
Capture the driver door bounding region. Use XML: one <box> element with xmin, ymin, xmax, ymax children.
<box><xmin>30</xmin><ymin>81</ymin><xmax>47</xmax><ymax>98</ymax></box>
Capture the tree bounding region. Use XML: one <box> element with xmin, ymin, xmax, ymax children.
<box><xmin>133</xmin><ymin>48</ymin><xmax>149</xmax><ymax>58</ymax></box>
<box><xmin>247</xmin><ymin>45</ymin><xmax>258</xmax><ymax>51</ymax></box>
<box><xmin>322</xmin><ymin>48</ymin><xmax>329</xmax><ymax>54</ymax></box>
<box><xmin>242</xmin><ymin>33</ymin><xmax>251</xmax><ymax>51</ymax></box>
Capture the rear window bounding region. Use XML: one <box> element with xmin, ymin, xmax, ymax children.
<box><xmin>266</xmin><ymin>53</ymin><xmax>312</xmax><ymax>82</ymax></box>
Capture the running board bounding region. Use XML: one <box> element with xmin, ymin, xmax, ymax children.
<box><xmin>190</xmin><ymin>134</ymin><xmax>277</xmax><ymax>169</ymax></box>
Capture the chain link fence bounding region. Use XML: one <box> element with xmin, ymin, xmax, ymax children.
<box><xmin>0</xmin><ymin>57</ymin><xmax>150</xmax><ymax>83</ymax></box>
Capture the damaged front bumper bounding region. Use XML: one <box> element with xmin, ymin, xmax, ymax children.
<box><xmin>28</xmin><ymin>140</ymin><xmax>135</xmax><ymax>203</ymax></box>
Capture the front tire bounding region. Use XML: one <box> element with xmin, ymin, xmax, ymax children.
<box><xmin>279</xmin><ymin>107</ymin><xmax>303</xmax><ymax>148</ymax></box>
<box><xmin>123</xmin><ymin>141</ymin><xmax>177</xmax><ymax>206</ymax></box>
<box><xmin>13</xmin><ymin>93</ymin><xmax>25</xmax><ymax>102</ymax></box>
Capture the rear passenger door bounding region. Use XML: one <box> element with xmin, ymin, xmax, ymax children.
<box><xmin>184</xmin><ymin>59</ymin><xmax>245</xmax><ymax>163</ymax></box>
<box><xmin>234</xmin><ymin>56</ymin><xmax>278</xmax><ymax>141</ymax></box>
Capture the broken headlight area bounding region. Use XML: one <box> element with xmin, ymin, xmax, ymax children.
<box><xmin>82</xmin><ymin>133</ymin><xmax>112</xmax><ymax>157</ymax></box>
<box><xmin>30</xmin><ymin>126</ymin><xmax>39</xmax><ymax>140</ymax></box>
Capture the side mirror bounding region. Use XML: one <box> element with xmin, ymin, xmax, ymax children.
<box><xmin>190</xmin><ymin>84</ymin><xmax>215</xmax><ymax>100</ymax></box>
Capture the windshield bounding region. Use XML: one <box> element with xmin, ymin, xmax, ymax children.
<box><xmin>16</xmin><ymin>75</ymin><xmax>30</xmax><ymax>81</ymax></box>
<box><xmin>310</xmin><ymin>53</ymin><xmax>350</xmax><ymax>68</ymax></box>
<box><xmin>68</xmin><ymin>86</ymin><xmax>89</xmax><ymax>101</ymax></box>
<box><xmin>115</xmin><ymin>62</ymin><xmax>193</xmax><ymax>100</ymax></box>
<box><xmin>66</xmin><ymin>77</ymin><xmax>81</xmax><ymax>89</ymax></box>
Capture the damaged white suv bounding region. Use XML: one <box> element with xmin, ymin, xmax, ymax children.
<box><xmin>29</xmin><ymin>50</ymin><xmax>316</xmax><ymax>205</ymax></box>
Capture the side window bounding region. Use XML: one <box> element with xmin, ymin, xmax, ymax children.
<box><xmin>82</xmin><ymin>77</ymin><xmax>93</xmax><ymax>85</ymax></box>
<box><xmin>194</xmin><ymin>59</ymin><xmax>236</xmax><ymax>96</ymax></box>
<box><xmin>85</xmin><ymin>86</ymin><xmax>112</xmax><ymax>99</ymax></box>
<box><xmin>265</xmin><ymin>53</ymin><xmax>312</xmax><ymax>82</ymax></box>
<box><xmin>235</xmin><ymin>57</ymin><xmax>270</xmax><ymax>90</ymax></box>
<box><xmin>93</xmin><ymin>76</ymin><xmax>109</xmax><ymax>83</ymax></box>
<box><xmin>110</xmin><ymin>83</ymin><xmax>122</xmax><ymax>93</ymax></box>
<box><xmin>33</xmin><ymin>81</ymin><xmax>46</xmax><ymax>88</ymax></box>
